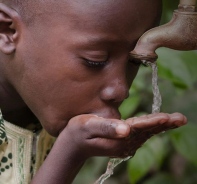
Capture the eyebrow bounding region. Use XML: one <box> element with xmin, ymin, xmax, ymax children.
<box><xmin>74</xmin><ymin>34</ymin><xmax>135</xmax><ymax>49</ymax></box>
<box><xmin>85</xmin><ymin>35</ymin><xmax>131</xmax><ymax>45</ymax></box>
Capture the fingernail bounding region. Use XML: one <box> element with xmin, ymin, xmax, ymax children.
<box><xmin>116</xmin><ymin>124</ymin><xmax>129</xmax><ymax>136</ymax></box>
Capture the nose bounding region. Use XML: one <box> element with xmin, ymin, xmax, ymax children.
<box><xmin>100</xmin><ymin>76</ymin><xmax>129</xmax><ymax>104</ymax></box>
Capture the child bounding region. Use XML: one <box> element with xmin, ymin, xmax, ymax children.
<box><xmin>0</xmin><ymin>0</ymin><xmax>187</xmax><ymax>183</ymax></box>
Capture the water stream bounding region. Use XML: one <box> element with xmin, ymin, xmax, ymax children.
<box><xmin>94</xmin><ymin>61</ymin><xmax>162</xmax><ymax>184</ymax></box>
<box><xmin>94</xmin><ymin>157</ymin><xmax>131</xmax><ymax>184</ymax></box>
<box><xmin>143</xmin><ymin>60</ymin><xmax>162</xmax><ymax>114</ymax></box>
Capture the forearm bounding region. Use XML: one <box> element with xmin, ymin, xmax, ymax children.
<box><xmin>31</xmin><ymin>134</ymin><xmax>85</xmax><ymax>184</ymax></box>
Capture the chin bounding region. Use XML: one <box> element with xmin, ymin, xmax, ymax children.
<box><xmin>40</xmin><ymin>118</ymin><xmax>69</xmax><ymax>137</ymax></box>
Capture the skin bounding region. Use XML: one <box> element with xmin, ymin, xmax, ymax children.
<box><xmin>0</xmin><ymin>0</ymin><xmax>187</xmax><ymax>183</ymax></box>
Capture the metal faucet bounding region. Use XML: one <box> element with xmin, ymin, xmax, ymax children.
<box><xmin>131</xmin><ymin>0</ymin><xmax>197</xmax><ymax>62</ymax></box>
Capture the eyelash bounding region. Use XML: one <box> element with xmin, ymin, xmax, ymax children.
<box><xmin>84</xmin><ymin>59</ymin><xmax>107</xmax><ymax>68</ymax></box>
<box><xmin>84</xmin><ymin>56</ymin><xmax>144</xmax><ymax>68</ymax></box>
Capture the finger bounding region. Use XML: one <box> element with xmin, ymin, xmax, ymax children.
<box><xmin>167</xmin><ymin>112</ymin><xmax>187</xmax><ymax>127</ymax></box>
<box><xmin>72</xmin><ymin>115</ymin><xmax>131</xmax><ymax>139</ymax></box>
<box><xmin>125</xmin><ymin>113</ymin><xmax>170</xmax><ymax>131</ymax></box>
<box><xmin>89</xmin><ymin>117</ymin><xmax>130</xmax><ymax>138</ymax></box>
<box><xmin>124</xmin><ymin>113</ymin><xmax>187</xmax><ymax>158</ymax></box>
<box><xmin>67</xmin><ymin>115</ymin><xmax>132</xmax><ymax>158</ymax></box>
<box><xmin>149</xmin><ymin>112</ymin><xmax>187</xmax><ymax>133</ymax></box>
<box><xmin>140</xmin><ymin>113</ymin><xmax>187</xmax><ymax>136</ymax></box>
<box><xmin>125</xmin><ymin>112</ymin><xmax>186</xmax><ymax>132</ymax></box>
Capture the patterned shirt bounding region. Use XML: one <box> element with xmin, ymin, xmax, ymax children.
<box><xmin>0</xmin><ymin>110</ymin><xmax>56</xmax><ymax>184</ymax></box>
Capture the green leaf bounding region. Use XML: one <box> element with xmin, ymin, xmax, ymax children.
<box><xmin>119</xmin><ymin>89</ymin><xmax>140</xmax><ymax>119</ymax></box>
<box><xmin>180</xmin><ymin>51</ymin><xmax>197</xmax><ymax>84</ymax></box>
<box><xmin>160</xmin><ymin>0</ymin><xmax>179</xmax><ymax>24</ymax></box>
<box><xmin>157</xmin><ymin>62</ymin><xmax>188</xmax><ymax>89</ymax></box>
<box><xmin>170</xmin><ymin>124</ymin><xmax>197</xmax><ymax>166</ymax></box>
<box><xmin>127</xmin><ymin>136</ymin><xmax>168</xmax><ymax>184</ymax></box>
<box><xmin>157</xmin><ymin>48</ymin><xmax>194</xmax><ymax>89</ymax></box>
<box><xmin>119</xmin><ymin>96</ymin><xmax>140</xmax><ymax>119</ymax></box>
<box><xmin>143</xmin><ymin>173</ymin><xmax>176</xmax><ymax>184</ymax></box>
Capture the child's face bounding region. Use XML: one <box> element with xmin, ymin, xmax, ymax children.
<box><xmin>12</xmin><ymin>0</ymin><xmax>161</xmax><ymax>136</ymax></box>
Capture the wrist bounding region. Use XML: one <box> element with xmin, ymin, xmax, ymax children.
<box><xmin>55</xmin><ymin>130</ymin><xmax>88</xmax><ymax>162</ymax></box>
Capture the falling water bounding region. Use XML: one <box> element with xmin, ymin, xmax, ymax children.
<box><xmin>94</xmin><ymin>157</ymin><xmax>131</xmax><ymax>184</ymax></box>
<box><xmin>94</xmin><ymin>61</ymin><xmax>162</xmax><ymax>184</ymax></box>
<box><xmin>142</xmin><ymin>60</ymin><xmax>162</xmax><ymax>113</ymax></box>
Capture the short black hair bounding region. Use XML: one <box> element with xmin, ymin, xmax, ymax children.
<box><xmin>0</xmin><ymin>0</ymin><xmax>33</xmax><ymax>24</ymax></box>
<box><xmin>0</xmin><ymin>0</ymin><xmax>52</xmax><ymax>25</ymax></box>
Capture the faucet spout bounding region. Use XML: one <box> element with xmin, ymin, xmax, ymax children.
<box><xmin>131</xmin><ymin>1</ymin><xmax>197</xmax><ymax>62</ymax></box>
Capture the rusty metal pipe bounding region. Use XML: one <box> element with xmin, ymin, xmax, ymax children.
<box><xmin>131</xmin><ymin>0</ymin><xmax>197</xmax><ymax>62</ymax></box>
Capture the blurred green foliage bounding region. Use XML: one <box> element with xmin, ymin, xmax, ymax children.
<box><xmin>73</xmin><ymin>0</ymin><xmax>197</xmax><ymax>183</ymax></box>
<box><xmin>126</xmin><ymin>0</ymin><xmax>197</xmax><ymax>183</ymax></box>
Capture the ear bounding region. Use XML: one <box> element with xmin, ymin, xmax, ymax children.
<box><xmin>0</xmin><ymin>3</ymin><xmax>20</xmax><ymax>55</ymax></box>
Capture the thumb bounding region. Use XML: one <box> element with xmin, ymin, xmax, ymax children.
<box><xmin>83</xmin><ymin>116</ymin><xmax>130</xmax><ymax>139</ymax></box>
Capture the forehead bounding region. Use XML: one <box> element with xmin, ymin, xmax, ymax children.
<box><xmin>24</xmin><ymin>0</ymin><xmax>161</xmax><ymax>50</ymax></box>
<box><xmin>30</xmin><ymin>0</ymin><xmax>160</xmax><ymax>28</ymax></box>
<box><xmin>35</xmin><ymin>0</ymin><xmax>160</xmax><ymax>37</ymax></box>
<box><xmin>62</xmin><ymin>0</ymin><xmax>160</xmax><ymax>30</ymax></box>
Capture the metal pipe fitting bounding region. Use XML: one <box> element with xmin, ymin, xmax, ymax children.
<box><xmin>130</xmin><ymin>0</ymin><xmax>197</xmax><ymax>62</ymax></box>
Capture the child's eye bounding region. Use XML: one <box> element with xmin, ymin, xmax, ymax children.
<box><xmin>84</xmin><ymin>59</ymin><xmax>107</xmax><ymax>68</ymax></box>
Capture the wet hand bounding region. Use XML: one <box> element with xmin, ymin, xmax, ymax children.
<box><xmin>59</xmin><ymin>115</ymin><xmax>130</xmax><ymax>159</ymax></box>
<box><xmin>124</xmin><ymin>112</ymin><xmax>187</xmax><ymax>157</ymax></box>
<box><xmin>59</xmin><ymin>113</ymin><xmax>187</xmax><ymax>159</ymax></box>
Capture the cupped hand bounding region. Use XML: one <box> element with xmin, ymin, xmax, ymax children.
<box><xmin>60</xmin><ymin>112</ymin><xmax>187</xmax><ymax>160</ymax></box>
<box><xmin>124</xmin><ymin>112</ymin><xmax>187</xmax><ymax>157</ymax></box>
